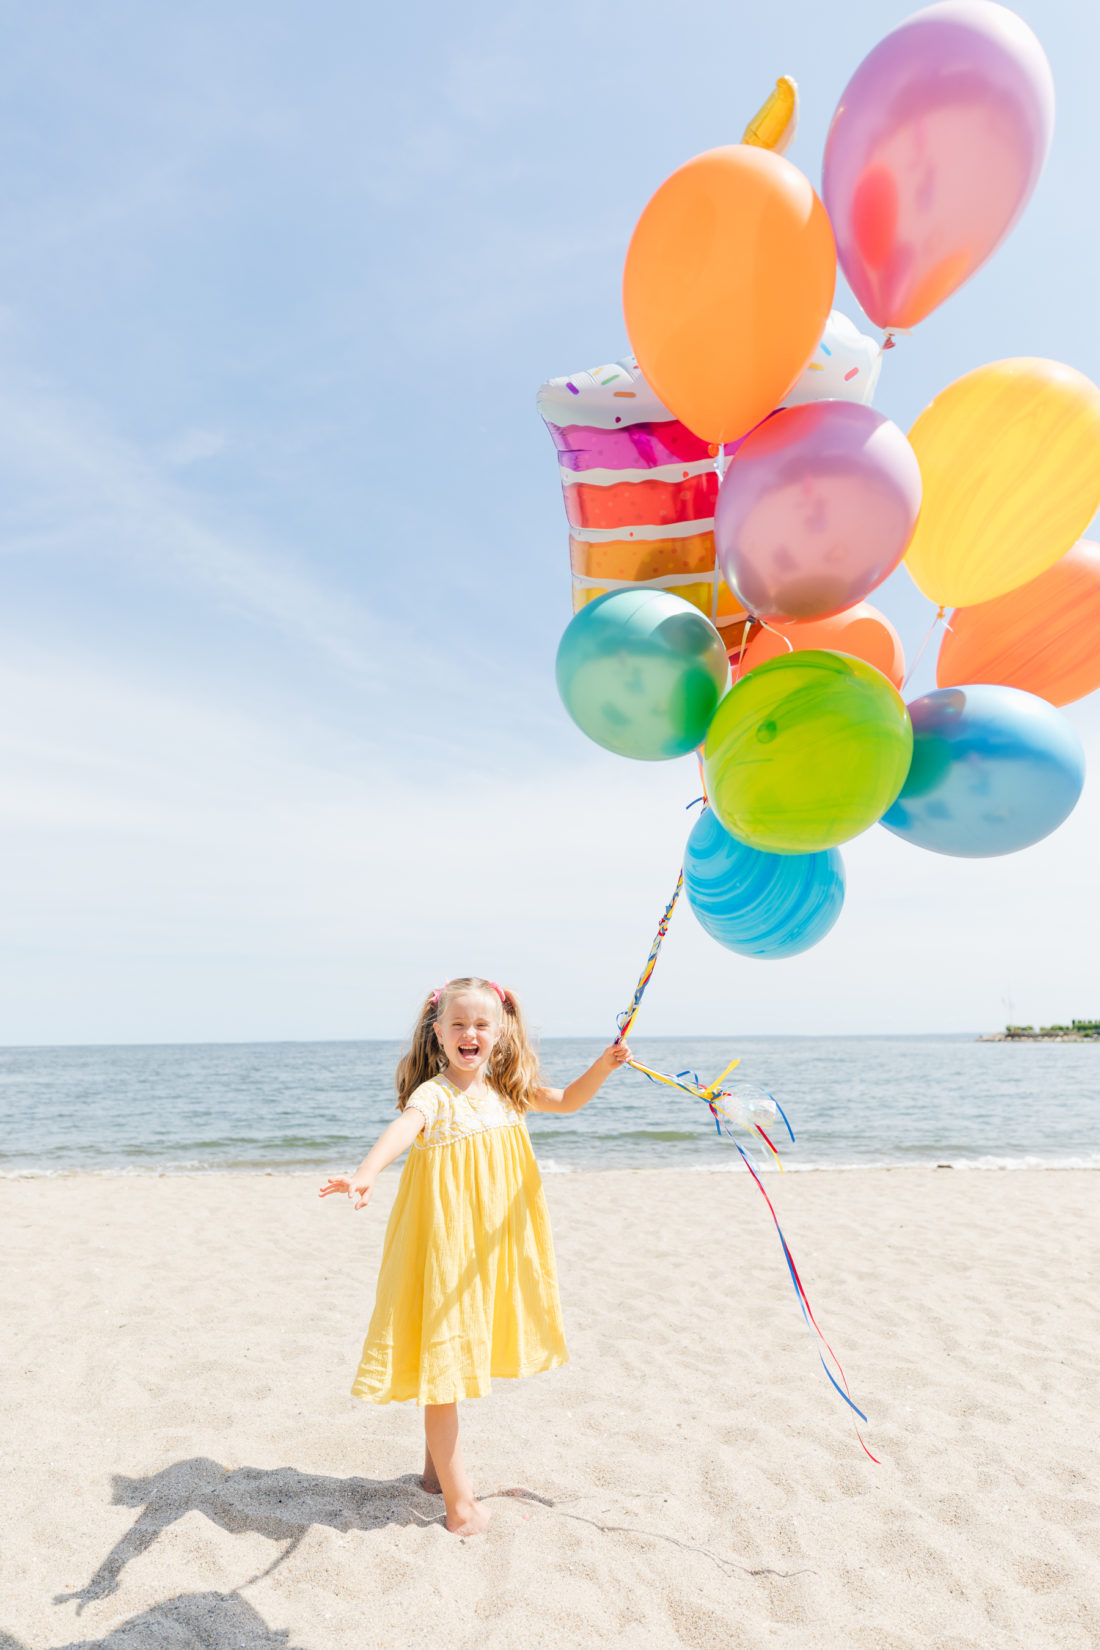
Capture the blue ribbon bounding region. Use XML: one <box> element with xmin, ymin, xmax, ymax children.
<box><xmin>733</xmin><ymin>1142</ymin><xmax>868</xmax><ymax>1424</ymax></box>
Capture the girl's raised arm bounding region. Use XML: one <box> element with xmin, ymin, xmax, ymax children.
<box><xmin>319</xmin><ymin>1106</ymin><xmax>426</xmax><ymax>1210</ymax></box>
<box><xmin>528</xmin><ymin>1042</ymin><xmax>631</xmax><ymax>1115</ymax></box>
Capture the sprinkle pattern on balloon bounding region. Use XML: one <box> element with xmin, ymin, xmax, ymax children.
<box><xmin>783</xmin><ymin>310</ymin><xmax>883</xmax><ymax>408</ymax></box>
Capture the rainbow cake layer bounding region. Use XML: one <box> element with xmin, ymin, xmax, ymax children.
<box><xmin>536</xmin><ymin>356</ymin><xmax>748</xmax><ymax>632</ymax></box>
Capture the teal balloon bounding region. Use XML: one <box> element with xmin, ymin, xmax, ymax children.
<box><xmin>555</xmin><ymin>590</ymin><xmax>730</xmax><ymax>760</ymax></box>
<box><xmin>684</xmin><ymin>805</ymin><xmax>845</xmax><ymax>959</ymax></box>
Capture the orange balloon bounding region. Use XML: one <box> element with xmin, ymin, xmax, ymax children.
<box><xmin>622</xmin><ymin>146</ymin><xmax>836</xmax><ymax>445</ymax></box>
<box><xmin>937</xmin><ymin>539</ymin><xmax>1100</xmax><ymax>707</ymax></box>
<box><xmin>738</xmin><ymin>602</ymin><xmax>905</xmax><ymax>688</ymax></box>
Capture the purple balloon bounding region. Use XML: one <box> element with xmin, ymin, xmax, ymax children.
<box><xmin>822</xmin><ymin>1</ymin><xmax>1054</xmax><ymax>331</ymax></box>
<box><xmin>714</xmin><ymin>402</ymin><xmax>922</xmax><ymax>624</ymax></box>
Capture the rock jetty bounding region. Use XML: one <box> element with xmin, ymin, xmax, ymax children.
<box><xmin>979</xmin><ymin>1020</ymin><xmax>1100</xmax><ymax>1042</ymax></box>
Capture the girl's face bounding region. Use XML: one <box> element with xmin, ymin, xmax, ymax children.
<box><xmin>435</xmin><ymin>989</ymin><xmax>502</xmax><ymax>1076</ymax></box>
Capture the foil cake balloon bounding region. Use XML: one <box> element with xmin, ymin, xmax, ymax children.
<box><xmin>537</xmin><ymin>315</ymin><xmax>883</xmax><ymax>653</ymax></box>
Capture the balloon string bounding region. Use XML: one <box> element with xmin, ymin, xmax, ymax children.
<box><xmin>710</xmin><ymin>447</ymin><xmax>728</xmax><ymax>628</ymax></box>
<box><xmin>902</xmin><ymin>604</ymin><xmax>946</xmax><ymax>691</ymax></box>
<box><xmin>753</xmin><ymin>614</ymin><xmax>794</xmax><ymax>652</ymax></box>
<box><xmin>614</xmin><ymin>872</ymin><xmax>683</xmax><ymax>1044</ymax></box>
<box><xmin>733</xmin><ymin>614</ymin><xmax>754</xmax><ymax>683</ymax></box>
<box><xmin>879</xmin><ymin>325</ymin><xmax>912</xmax><ymax>356</ymax></box>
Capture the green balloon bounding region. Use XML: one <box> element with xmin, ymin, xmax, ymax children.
<box><xmin>556</xmin><ymin>590</ymin><xmax>730</xmax><ymax>761</ymax></box>
<box><xmin>703</xmin><ymin>650</ymin><xmax>913</xmax><ymax>852</ymax></box>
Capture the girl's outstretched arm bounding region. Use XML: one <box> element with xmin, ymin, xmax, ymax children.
<box><xmin>319</xmin><ymin>1107</ymin><xmax>425</xmax><ymax>1209</ymax></box>
<box><xmin>528</xmin><ymin>1042</ymin><xmax>631</xmax><ymax>1114</ymax></box>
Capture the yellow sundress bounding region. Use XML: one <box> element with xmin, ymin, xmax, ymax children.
<box><xmin>351</xmin><ymin>1076</ymin><xmax>569</xmax><ymax>1405</ymax></box>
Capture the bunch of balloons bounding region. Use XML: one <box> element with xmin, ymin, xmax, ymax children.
<box><xmin>541</xmin><ymin>1</ymin><xmax>1100</xmax><ymax>962</ymax></box>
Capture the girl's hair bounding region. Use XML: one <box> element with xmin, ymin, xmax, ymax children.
<box><xmin>395</xmin><ymin>978</ymin><xmax>542</xmax><ymax>1114</ymax></box>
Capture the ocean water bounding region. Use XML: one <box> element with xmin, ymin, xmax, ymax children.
<box><xmin>1</xmin><ymin>1035</ymin><xmax>1098</xmax><ymax>1176</ymax></box>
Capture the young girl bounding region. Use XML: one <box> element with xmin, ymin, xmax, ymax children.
<box><xmin>320</xmin><ymin>976</ymin><xmax>630</xmax><ymax>1536</ymax></box>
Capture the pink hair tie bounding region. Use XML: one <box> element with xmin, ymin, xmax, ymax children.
<box><xmin>430</xmin><ymin>979</ymin><xmax>506</xmax><ymax>1006</ymax></box>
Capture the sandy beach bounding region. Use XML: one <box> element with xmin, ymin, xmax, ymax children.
<box><xmin>2</xmin><ymin>1165</ymin><xmax>1098</xmax><ymax>1649</ymax></box>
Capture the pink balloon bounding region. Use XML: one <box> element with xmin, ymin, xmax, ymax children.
<box><xmin>714</xmin><ymin>402</ymin><xmax>922</xmax><ymax>624</ymax></box>
<box><xmin>822</xmin><ymin>1</ymin><xmax>1054</xmax><ymax>331</ymax></box>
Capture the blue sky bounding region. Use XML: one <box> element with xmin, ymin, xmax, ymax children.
<box><xmin>0</xmin><ymin>0</ymin><xmax>1097</xmax><ymax>1043</ymax></box>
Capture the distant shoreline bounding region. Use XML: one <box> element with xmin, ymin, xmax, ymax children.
<box><xmin>979</xmin><ymin>1030</ymin><xmax>1099</xmax><ymax>1043</ymax></box>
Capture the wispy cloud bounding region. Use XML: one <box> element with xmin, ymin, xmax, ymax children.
<box><xmin>159</xmin><ymin>428</ymin><xmax>229</xmax><ymax>469</ymax></box>
<box><xmin>0</xmin><ymin>367</ymin><xmax>381</xmax><ymax>680</ymax></box>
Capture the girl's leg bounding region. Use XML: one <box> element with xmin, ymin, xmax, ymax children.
<box><xmin>422</xmin><ymin>1402</ymin><xmax>491</xmax><ymax>1535</ymax></box>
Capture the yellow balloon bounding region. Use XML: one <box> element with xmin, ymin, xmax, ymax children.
<box><xmin>905</xmin><ymin>359</ymin><xmax>1100</xmax><ymax>608</ymax></box>
<box><xmin>741</xmin><ymin>76</ymin><xmax>799</xmax><ymax>156</ymax></box>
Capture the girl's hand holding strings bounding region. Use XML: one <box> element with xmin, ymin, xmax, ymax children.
<box><xmin>599</xmin><ymin>1042</ymin><xmax>632</xmax><ymax>1072</ymax></box>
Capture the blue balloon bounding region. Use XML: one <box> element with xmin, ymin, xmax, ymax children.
<box><xmin>684</xmin><ymin>806</ymin><xmax>845</xmax><ymax>959</ymax></box>
<box><xmin>880</xmin><ymin>685</ymin><xmax>1085</xmax><ymax>858</ymax></box>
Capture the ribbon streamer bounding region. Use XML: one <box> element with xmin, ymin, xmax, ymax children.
<box><xmin>617</xmin><ymin>867</ymin><xmax>877</xmax><ymax>1460</ymax></box>
<box><xmin>732</xmin><ymin>1141</ymin><xmax>880</xmax><ymax>1464</ymax></box>
<box><xmin>615</xmin><ymin>873</ymin><xmax>683</xmax><ymax>1044</ymax></box>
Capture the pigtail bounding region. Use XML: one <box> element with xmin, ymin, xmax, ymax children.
<box><xmin>394</xmin><ymin>993</ymin><xmax>445</xmax><ymax>1110</ymax></box>
<box><xmin>487</xmin><ymin>988</ymin><xmax>542</xmax><ymax>1113</ymax></box>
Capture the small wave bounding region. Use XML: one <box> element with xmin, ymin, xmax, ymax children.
<box><xmin>0</xmin><ymin>1161</ymin><xmax>323</xmax><ymax>1178</ymax></box>
<box><xmin>686</xmin><ymin>1154</ymin><xmax>1100</xmax><ymax>1173</ymax></box>
<box><xmin>5</xmin><ymin>1154</ymin><xmax>1100</xmax><ymax>1178</ymax></box>
<box><xmin>916</xmin><ymin>1153</ymin><xmax>1100</xmax><ymax>1172</ymax></box>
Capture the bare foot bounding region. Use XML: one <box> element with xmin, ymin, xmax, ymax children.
<box><xmin>421</xmin><ymin>1449</ymin><xmax>442</xmax><ymax>1494</ymax></box>
<box><xmin>445</xmin><ymin>1497</ymin><xmax>492</xmax><ymax>1536</ymax></box>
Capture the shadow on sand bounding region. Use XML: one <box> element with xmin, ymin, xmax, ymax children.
<box><xmin>10</xmin><ymin>1589</ymin><xmax>306</xmax><ymax>1648</ymax></box>
<box><xmin>53</xmin><ymin>1457</ymin><xmax>440</xmax><ymax>1614</ymax></box>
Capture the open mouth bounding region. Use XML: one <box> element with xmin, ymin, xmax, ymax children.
<box><xmin>458</xmin><ymin>1043</ymin><xmax>480</xmax><ymax>1059</ymax></box>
